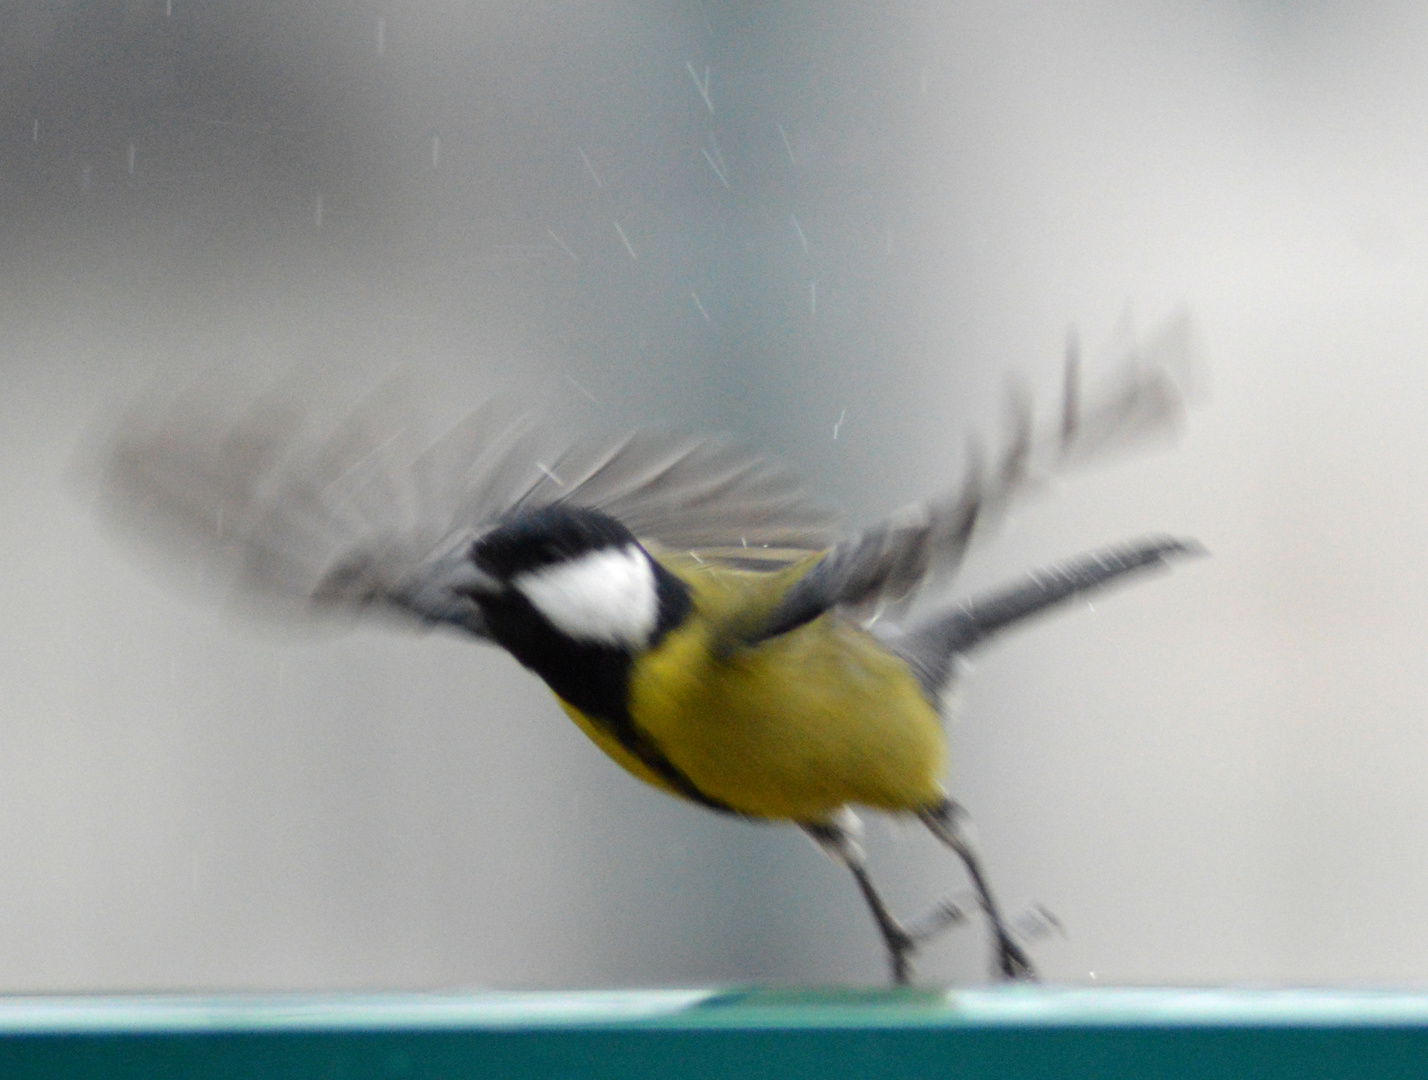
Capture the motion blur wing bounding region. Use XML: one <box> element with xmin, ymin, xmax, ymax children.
<box><xmin>532</xmin><ymin>429</ymin><xmax>837</xmax><ymax>563</ymax></box>
<box><xmin>740</xmin><ymin>312</ymin><xmax>1193</xmax><ymax>645</ymax></box>
<box><xmin>95</xmin><ymin>378</ymin><xmax>836</xmax><ymax>637</ymax></box>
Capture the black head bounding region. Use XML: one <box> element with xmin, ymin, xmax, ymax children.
<box><xmin>467</xmin><ymin>503</ymin><xmax>690</xmax><ymax>664</ymax></box>
<box><xmin>463</xmin><ymin>504</ymin><xmax>689</xmax><ymax>730</ymax></box>
<box><xmin>467</xmin><ymin>505</ymin><xmax>727</xmax><ymax>814</ymax></box>
<box><xmin>472</xmin><ymin>504</ymin><xmax>641</xmax><ymax>581</ymax></box>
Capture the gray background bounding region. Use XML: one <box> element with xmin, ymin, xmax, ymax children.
<box><xmin>4</xmin><ymin>1</ymin><xmax>1428</xmax><ymax>990</ymax></box>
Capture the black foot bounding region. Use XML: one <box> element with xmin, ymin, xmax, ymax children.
<box><xmin>994</xmin><ymin>928</ymin><xmax>1037</xmax><ymax>981</ymax></box>
<box><xmin>919</xmin><ymin>799</ymin><xmax>1038</xmax><ymax>983</ymax></box>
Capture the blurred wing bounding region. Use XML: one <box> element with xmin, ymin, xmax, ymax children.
<box><xmin>534</xmin><ymin>429</ymin><xmax>837</xmax><ymax>561</ymax></box>
<box><xmin>742</xmin><ymin>312</ymin><xmax>1192</xmax><ymax>645</ymax></box>
<box><xmin>97</xmin><ymin>380</ymin><xmax>496</xmax><ymax>634</ymax></box>
<box><xmin>94</xmin><ymin>378</ymin><xmax>836</xmax><ymax>635</ymax></box>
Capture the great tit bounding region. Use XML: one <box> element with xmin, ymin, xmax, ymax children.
<box><xmin>97</xmin><ymin>319</ymin><xmax>1198</xmax><ymax>984</ymax></box>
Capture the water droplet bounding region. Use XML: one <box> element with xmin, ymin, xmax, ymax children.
<box><xmin>777</xmin><ymin>123</ymin><xmax>796</xmax><ymax>166</ymax></box>
<box><xmin>686</xmin><ymin>61</ymin><xmax>713</xmax><ymax>112</ymax></box>
<box><xmin>790</xmin><ymin>215</ymin><xmax>809</xmax><ymax>255</ymax></box>
<box><xmin>576</xmin><ymin>146</ymin><xmax>603</xmax><ymax>188</ymax></box>
<box><xmin>611</xmin><ymin>218</ymin><xmax>638</xmax><ymax>260</ymax></box>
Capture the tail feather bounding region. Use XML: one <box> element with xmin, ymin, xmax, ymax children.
<box><xmin>885</xmin><ymin>537</ymin><xmax>1203</xmax><ymax>699</ymax></box>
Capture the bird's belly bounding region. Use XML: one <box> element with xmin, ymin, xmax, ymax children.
<box><xmin>626</xmin><ymin>619</ymin><xmax>947</xmax><ymax>821</ymax></box>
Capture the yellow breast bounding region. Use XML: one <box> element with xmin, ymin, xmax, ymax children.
<box><xmin>563</xmin><ymin>555</ymin><xmax>949</xmax><ymax>822</ymax></box>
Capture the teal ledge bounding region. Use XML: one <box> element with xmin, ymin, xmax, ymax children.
<box><xmin>4</xmin><ymin>987</ymin><xmax>1428</xmax><ymax>1078</ymax></box>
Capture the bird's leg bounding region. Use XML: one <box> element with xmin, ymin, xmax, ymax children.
<box><xmin>802</xmin><ymin>813</ymin><xmax>916</xmax><ymax>986</ymax></box>
<box><xmin>918</xmin><ymin>798</ymin><xmax>1036</xmax><ymax>981</ymax></box>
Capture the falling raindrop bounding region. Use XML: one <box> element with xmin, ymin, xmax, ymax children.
<box><xmin>32</xmin><ymin>119</ymin><xmax>38</xmax><ymax>142</ymax></box>
<box><xmin>708</xmin><ymin>137</ymin><xmax>729</xmax><ymax>175</ymax></box>
<box><xmin>576</xmin><ymin>146</ymin><xmax>603</xmax><ymax>188</ymax></box>
<box><xmin>777</xmin><ymin>123</ymin><xmax>796</xmax><ymax>166</ymax></box>
<box><xmin>166</xmin><ymin>0</ymin><xmax>172</xmax><ymax>15</ymax></box>
<box><xmin>546</xmin><ymin>228</ymin><xmax>579</xmax><ymax>263</ymax></box>
<box><xmin>611</xmin><ymin>219</ymin><xmax>638</xmax><ymax>260</ymax></box>
<box><xmin>564</xmin><ymin>374</ymin><xmax>600</xmax><ymax>404</ymax></box>
<box><xmin>686</xmin><ymin>61</ymin><xmax>714</xmax><ymax>112</ymax></box>
<box><xmin>700</xmin><ymin>146</ymin><xmax>729</xmax><ymax>189</ymax></box>
<box><xmin>691</xmin><ymin>292</ymin><xmax>710</xmax><ymax>322</ymax></box>
<box><xmin>790</xmin><ymin>215</ymin><xmax>809</xmax><ymax>255</ymax></box>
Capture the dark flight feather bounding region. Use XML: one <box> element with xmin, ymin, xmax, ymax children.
<box><xmin>740</xmin><ymin>313</ymin><xmax>1192</xmax><ymax>646</ymax></box>
<box><xmin>94</xmin><ymin>313</ymin><xmax>1191</xmax><ymax>648</ymax></box>
<box><xmin>95</xmin><ymin>382</ymin><xmax>834</xmax><ymax>636</ymax></box>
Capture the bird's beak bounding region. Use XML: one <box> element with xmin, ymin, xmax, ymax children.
<box><xmin>445</xmin><ymin>561</ymin><xmax>502</xmax><ymax>597</ymax></box>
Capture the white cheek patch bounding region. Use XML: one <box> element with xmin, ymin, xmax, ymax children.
<box><xmin>514</xmin><ymin>545</ymin><xmax>659</xmax><ymax>647</ymax></box>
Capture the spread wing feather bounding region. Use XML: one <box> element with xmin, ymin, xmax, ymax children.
<box><xmin>743</xmin><ymin>312</ymin><xmax>1191</xmax><ymax>645</ymax></box>
<box><xmin>95</xmin><ymin>314</ymin><xmax>1187</xmax><ymax>643</ymax></box>
<box><xmin>539</xmin><ymin>431</ymin><xmax>836</xmax><ymax>551</ymax></box>
<box><xmin>94</xmin><ymin>379</ymin><xmax>835</xmax><ymax>636</ymax></box>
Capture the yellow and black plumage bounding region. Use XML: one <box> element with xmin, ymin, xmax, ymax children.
<box><xmin>94</xmin><ymin>316</ymin><xmax>1199</xmax><ymax>984</ymax></box>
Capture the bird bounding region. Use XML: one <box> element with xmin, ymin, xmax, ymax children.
<box><xmin>94</xmin><ymin>316</ymin><xmax>1199</xmax><ymax>985</ymax></box>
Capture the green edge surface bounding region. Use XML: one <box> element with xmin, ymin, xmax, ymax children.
<box><xmin>3</xmin><ymin>988</ymin><xmax>1428</xmax><ymax>1079</ymax></box>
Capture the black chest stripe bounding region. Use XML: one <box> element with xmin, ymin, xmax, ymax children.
<box><xmin>575</xmin><ymin>701</ymin><xmax>739</xmax><ymax>816</ymax></box>
<box><xmin>481</xmin><ymin>554</ymin><xmax>738</xmax><ymax>815</ymax></box>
